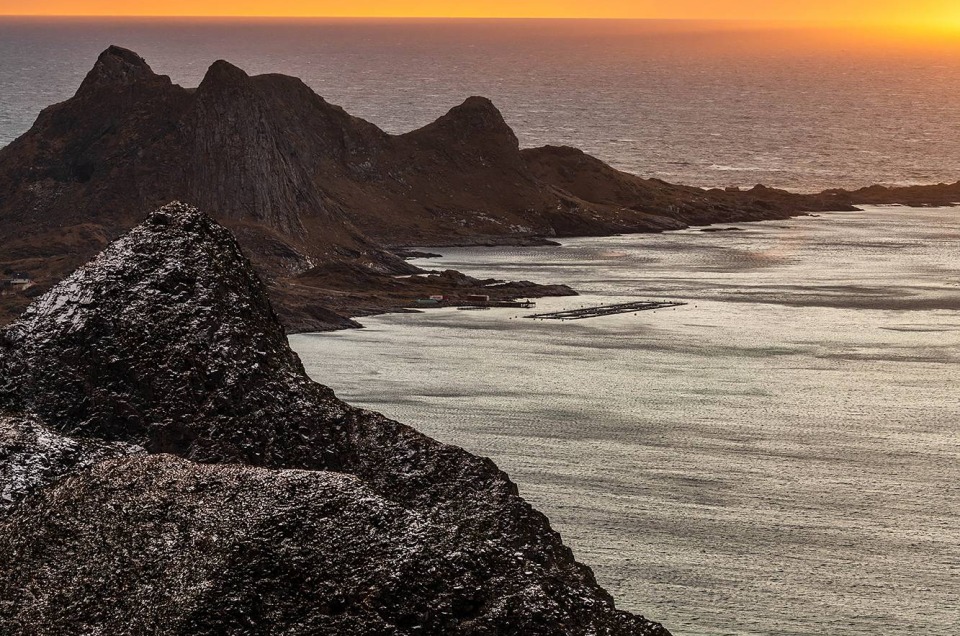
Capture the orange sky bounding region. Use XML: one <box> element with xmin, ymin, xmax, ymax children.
<box><xmin>2</xmin><ymin>1</ymin><xmax>960</xmax><ymax>28</ymax></box>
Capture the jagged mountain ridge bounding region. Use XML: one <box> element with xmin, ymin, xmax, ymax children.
<box><xmin>0</xmin><ymin>45</ymin><xmax>865</xmax><ymax>329</ymax></box>
<box><xmin>0</xmin><ymin>46</ymin><xmax>404</xmax><ymax>271</ymax></box>
<box><xmin>0</xmin><ymin>203</ymin><xmax>670</xmax><ymax>635</ymax></box>
<box><xmin>4</xmin><ymin>47</ymin><xmax>956</xmax><ymax>330</ymax></box>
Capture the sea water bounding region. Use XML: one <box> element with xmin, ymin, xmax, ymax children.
<box><xmin>291</xmin><ymin>206</ymin><xmax>960</xmax><ymax>635</ymax></box>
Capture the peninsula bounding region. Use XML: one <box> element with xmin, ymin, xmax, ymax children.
<box><xmin>4</xmin><ymin>47</ymin><xmax>954</xmax><ymax>330</ymax></box>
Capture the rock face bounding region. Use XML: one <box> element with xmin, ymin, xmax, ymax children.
<box><xmin>0</xmin><ymin>46</ymin><xmax>867</xmax><ymax>329</ymax></box>
<box><xmin>0</xmin><ymin>414</ymin><xmax>142</xmax><ymax>517</ymax></box>
<box><xmin>0</xmin><ymin>203</ymin><xmax>670</xmax><ymax>636</ymax></box>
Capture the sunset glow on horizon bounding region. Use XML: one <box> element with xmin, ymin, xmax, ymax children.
<box><xmin>2</xmin><ymin>2</ymin><xmax>960</xmax><ymax>54</ymax></box>
<box><xmin>2</xmin><ymin>1</ymin><xmax>960</xmax><ymax>31</ymax></box>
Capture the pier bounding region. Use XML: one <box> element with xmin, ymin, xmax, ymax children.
<box><xmin>525</xmin><ymin>300</ymin><xmax>687</xmax><ymax>321</ymax></box>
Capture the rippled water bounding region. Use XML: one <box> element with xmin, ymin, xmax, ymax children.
<box><xmin>2</xmin><ymin>18</ymin><xmax>960</xmax><ymax>190</ymax></box>
<box><xmin>291</xmin><ymin>206</ymin><xmax>960</xmax><ymax>635</ymax></box>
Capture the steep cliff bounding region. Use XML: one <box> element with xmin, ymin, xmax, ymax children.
<box><xmin>0</xmin><ymin>47</ymin><xmax>569</xmax><ymax>329</ymax></box>
<box><xmin>0</xmin><ymin>203</ymin><xmax>670</xmax><ymax>636</ymax></box>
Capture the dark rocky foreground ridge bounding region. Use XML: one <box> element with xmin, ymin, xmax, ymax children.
<box><xmin>0</xmin><ymin>203</ymin><xmax>670</xmax><ymax>635</ymax></box>
<box><xmin>10</xmin><ymin>46</ymin><xmax>957</xmax><ymax>330</ymax></box>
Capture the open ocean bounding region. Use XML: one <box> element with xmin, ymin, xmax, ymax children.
<box><xmin>2</xmin><ymin>18</ymin><xmax>959</xmax><ymax>635</ymax></box>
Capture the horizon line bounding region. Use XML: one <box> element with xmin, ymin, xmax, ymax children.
<box><xmin>3</xmin><ymin>14</ymin><xmax>957</xmax><ymax>37</ymax></box>
<box><xmin>0</xmin><ymin>15</ymin><xmax>900</xmax><ymax>24</ymax></box>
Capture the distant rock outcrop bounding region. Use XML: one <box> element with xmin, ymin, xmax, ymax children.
<box><xmin>0</xmin><ymin>203</ymin><xmax>670</xmax><ymax>636</ymax></box>
<box><xmin>0</xmin><ymin>46</ymin><xmax>875</xmax><ymax>330</ymax></box>
<box><xmin>522</xmin><ymin>145</ymin><xmax>856</xmax><ymax>229</ymax></box>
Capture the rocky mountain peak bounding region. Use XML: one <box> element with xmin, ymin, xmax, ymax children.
<box><xmin>198</xmin><ymin>58</ymin><xmax>251</xmax><ymax>91</ymax></box>
<box><xmin>76</xmin><ymin>45</ymin><xmax>162</xmax><ymax>93</ymax></box>
<box><xmin>432</xmin><ymin>95</ymin><xmax>519</xmax><ymax>145</ymax></box>
<box><xmin>1</xmin><ymin>202</ymin><xmax>321</xmax><ymax>460</ymax></box>
<box><xmin>459</xmin><ymin>95</ymin><xmax>505</xmax><ymax>116</ymax></box>
<box><xmin>0</xmin><ymin>203</ymin><xmax>670</xmax><ymax>634</ymax></box>
<box><xmin>0</xmin><ymin>47</ymin><xmax>854</xmax><ymax>337</ymax></box>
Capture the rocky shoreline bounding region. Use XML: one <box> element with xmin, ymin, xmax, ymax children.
<box><xmin>276</xmin><ymin>267</ymin><xmax>577</xmax><ymax>334</ymax></box>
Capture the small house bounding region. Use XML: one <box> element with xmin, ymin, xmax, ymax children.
<box><xmin>2</xmin><ymin>274</ymin><xmax>33</xmax><ymax>294</ymax></box>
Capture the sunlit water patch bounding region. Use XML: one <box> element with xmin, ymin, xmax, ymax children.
<box><xmin>291</xmin><ymin>206</ymin><xmax>960</xmax><ymax>635</ymax></box>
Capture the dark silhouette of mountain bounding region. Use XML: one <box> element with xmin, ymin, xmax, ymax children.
<box><xmin>0</xmin><ymin>203</ymin><xmax>670</xmax><ymax>636</ymax></box>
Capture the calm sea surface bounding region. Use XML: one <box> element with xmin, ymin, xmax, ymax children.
<box><xmin>1</xmin><ymin>18</ymin><xmax>960</xmax><ymax>191</ymax></box>
<box><xmin>291</xmin><ymin>206</ymin><xmax>960</xmax><ymax>635</ymax></box>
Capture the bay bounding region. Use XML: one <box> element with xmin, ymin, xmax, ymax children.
<box><xmin>292</xmin><ymin>206</ymin><xmax>960</xmax><ymax>635</ymax></box>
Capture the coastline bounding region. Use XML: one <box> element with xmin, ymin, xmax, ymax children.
<box><xmin>320</xmin><ymin>203</ymin><xmax>960</xmax><ymax>333</ymax></box>
<box><xmin>278</xmin><ymin>206</ymin><xmax>830</xmax><ymax>333</ymax></box>
<box><xmin>1</xmin><ymin>24</ymin><xmax>959</xmax><ymax>636</ymax></box>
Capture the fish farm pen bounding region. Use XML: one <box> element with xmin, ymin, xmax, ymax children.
<box><xmin>526</xmin><ymin>300</ymin><xmax>687</xmax><ymax>321</ymax></box>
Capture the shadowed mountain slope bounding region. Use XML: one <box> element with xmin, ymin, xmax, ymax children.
<box><xmin>0</xmin><ymin>203</ymin><xmax>670</xmax><ymax>635</ymax></box>
<box><xmin>0</xmin><ymin>46</ymin><xmax>852</xmax><ymax>330</ymax></box>
<box><xmin>3</xmin><ymin>47</ymin><xmax>955</xmax><ymax>330</ymax></box>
